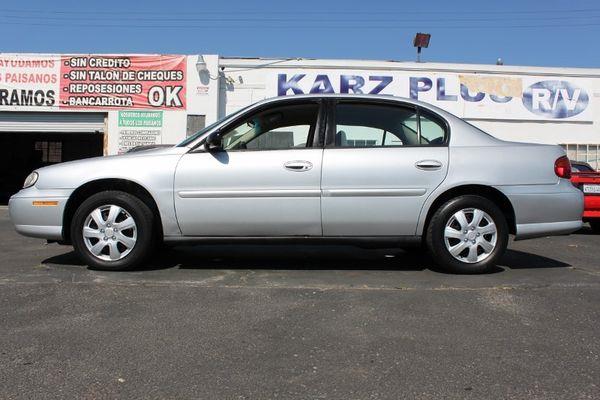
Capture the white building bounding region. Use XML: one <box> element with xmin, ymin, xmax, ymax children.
<box><xmin>0</xmin><ymin>53</ymin><xmax>598</xmax><ymax>202</ymax></box>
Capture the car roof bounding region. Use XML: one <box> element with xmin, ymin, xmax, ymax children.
<box><xmin>182</xmin><ymin>93</ymin><xmax>503</xmax><ymax>149</ymax></box>
<box><xmin>255</xmin><ymin>94</ymin><xmax>450</xmax><ymax>116</ymax></box>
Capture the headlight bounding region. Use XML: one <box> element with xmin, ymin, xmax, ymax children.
<box><xmin>23</xmin><ymin>171</ymin><xmax>39</xmax><ymax>188</ymax></box>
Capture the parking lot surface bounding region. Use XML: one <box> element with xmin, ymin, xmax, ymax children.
<box><xmin>1</xmin><ymin>207</ymin><xmax>599</xmax><ymax>399</ymax></box>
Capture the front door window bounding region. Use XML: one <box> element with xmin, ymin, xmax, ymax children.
<box><xmin>221</xmin><ymin>103</ymin><xmax>319</xmax><ymax>151</ymax></box>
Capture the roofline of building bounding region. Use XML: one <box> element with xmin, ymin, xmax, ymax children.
<box><xmin>2</xmin><ymin>52</ymin><xmax>599</xmax><ymax>77</ymax></box>
<box><xmin>218</xmin><ymin>56</ymin><xmax>600</xmax><ymax>78</ymax></box>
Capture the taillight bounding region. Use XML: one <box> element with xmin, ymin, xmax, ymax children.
<box><xmin>554</xmin><ymin>156</ymin><xmax>572</xmax><ymax>179</ymax></box>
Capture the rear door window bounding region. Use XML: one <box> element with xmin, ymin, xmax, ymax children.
<box><xmin>332</xmin><ymin>102</ymin><xmax>447</xmax><ymax>147</ymax></box>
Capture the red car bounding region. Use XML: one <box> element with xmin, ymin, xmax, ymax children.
<box><xmin>571</xmin><ymin>161</ymin><xmax>600</xmax><ymax>233</ymax></box>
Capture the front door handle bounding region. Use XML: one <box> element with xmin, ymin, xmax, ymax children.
<box><xmin>415</xmin><ymin>160</ymin><xmax>443</xmax><ymax>171</ymax></box>
<box><xmin>284</xmin><ymin>160</ymin><xmax>313</xmax><ymax>172</ymax></box>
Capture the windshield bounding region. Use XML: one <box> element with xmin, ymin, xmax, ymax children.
<box><xmin>177</xmin><ymin>104</ymin><xmax>255</xmax><ymax>147</ymax></box>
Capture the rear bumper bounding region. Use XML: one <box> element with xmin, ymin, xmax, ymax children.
<box><xmin>514</xmin><ymin>220</ymin><xmax>582</xmax><ymax>240</ymax></box>
<box><xmin>8</xmin><ymin>187</ymin><xmax>71</xmax><ymax>240</ymax></box>
<box><xmin>496</xmin><ymin>180</ymin><xmax>584</xmax><ymax>240</ymax></box>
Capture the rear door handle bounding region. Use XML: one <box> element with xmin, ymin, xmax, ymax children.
<box><xmin>415</xmin><ymin>160</ymin><xmax>443</xmax><ymax>171</ymax></box>
<box><xmin>284</xmin><ymin>160</ymin><xmax>313</xmax><ymax>172</ymax></box>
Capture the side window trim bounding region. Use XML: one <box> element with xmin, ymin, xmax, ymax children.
<box><xmin>325</xmin><ymin>99</ymin><xmax>337</xmax><ymax>147</ymax></box>
<box><xmin>415</xmin><ymin>107</ymin><xmax>422</xmax><ymax>145</ymax></box>
<box><xmin>312</xmin><ymin>99</ymin><xmax>327</xmax><ymax>148</ymax></box>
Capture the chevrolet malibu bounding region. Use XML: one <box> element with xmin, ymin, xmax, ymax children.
<box><xmin>9</xmin><ymin>94</ymin><xmax>584</xmax><ymax>273</ymax></box>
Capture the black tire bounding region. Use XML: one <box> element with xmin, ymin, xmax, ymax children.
<box><xmin>426</xmin><ymin>195</ymin><xmax>509</xmax><ymax>274</ymax></box>
<box><xmin>590</xmin><ymin>221</ymin><xmax>600</xmax><ymax>234</ymax></box>
<box><xmin>71</xmin><ymin>191</ymin><xmax>155</xmax><ymax>271</ymax></box>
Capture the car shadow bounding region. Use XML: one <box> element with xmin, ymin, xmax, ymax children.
<box><xmin>573</xmin><ymin>225</ymin><xmax>598</xmax><ymax>236</ymax></box>
<box><xmin>497</xmin><ymin>249</ymin><xmax>570</xmax><ymax>269</ymax></box>
<box><xmin>42</xmin><ymin>244</ymin><xmax>570</xmax><ymax>273</ymax></box>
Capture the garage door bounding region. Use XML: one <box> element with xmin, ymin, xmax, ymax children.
<box><xmin>0</xmin><ymin>112</ymin><xmax>105</xmax><ymax>133</ymax></box>
<box><xmin>0</xmin><ymin>112</ymin><xmax>106</xmax><ymax>204</ymax></box>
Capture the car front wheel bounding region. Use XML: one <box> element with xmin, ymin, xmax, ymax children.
<box><xmin>426</xmin><ymin>195</ymin><xmax>509</xmax><ymax>274</ymax></box>
<box><xmin>71</xmin><ymin>191</ymin><xmax>154</xmax><ymax>270</ymax></box>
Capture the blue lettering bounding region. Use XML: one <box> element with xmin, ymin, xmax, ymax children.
<box><xmin>309</xmin><ymin>74</ymin><xmax>335</xmax><ymax>94</ymax></box>
<box><xmin>460</xmin><ymin>84</ymin><xmax>485</xmax><ymax>102</ymax></box>
<box><xmin>522</xmin><ymin>80</ymin><xmax>588</xmax><ymax>118</ymax></box>
<box><xmin>436</xmin><ymin>78</ymin><xmax>458</xmax><ymax>101</ymax></box>
<box><xmin>277</xmin><ymin>74</ymin><xmax>305</xmax><ymax>96</ymax></box>
<box><xmin>410</xmin><ymin>77</ymin><xmax>432</xmax><ymax>99</ymax></box>
<box><xmin>340</xmin><ymin>75</ymin><xmax>365</xmax><ymax>94</ymax></box>
<box><xmin>368</xmin><ymin>76</ymin><xmax>393</xmax><ymax>94</ymax></box>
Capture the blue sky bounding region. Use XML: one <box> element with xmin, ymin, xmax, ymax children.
<box><xmin>1</xmin><ymin>0</ymin><xmax>599</xmax><ymax>68</ymax></box>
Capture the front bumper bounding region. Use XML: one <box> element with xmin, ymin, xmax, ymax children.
<box><xmin>9</xmin><ymin>187</ymin><xmax>72</xmax><ymax>240</ymax></box>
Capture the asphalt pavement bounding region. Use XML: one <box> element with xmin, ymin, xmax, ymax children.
<box><xmin>1</xmin><ymin>207</ymin><xmax>599</xmax><ymax>399</ymax></box>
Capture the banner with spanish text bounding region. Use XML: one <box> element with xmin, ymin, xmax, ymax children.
<box><xmin>60</xmin><ymin>55</ymin><xmax>186</xmax><ymax>110</ymax></box>
<box><xmin>0</xmin><ymin>54</ymin><xmax>60</xmax><ymax>111</ymax></box>
<box><xmin>0</xmin><ymin>54</ymin><xmax>187</xmax><ymax>111</ymax></box>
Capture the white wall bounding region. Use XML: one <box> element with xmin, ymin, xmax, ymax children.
<box><xmin>5</xmin><ymin>53</ymin><xmax>596</xmax><ymax>154</ymax></box>
<box><xmin>186</xmin><ymin>54</ymin><xmax>220</xmax><ymax>124</ymax></box>
<box><xmin>217</xmin><ymin>57</ymin><xmax>600</xmax><ymax>146</ymax></box>
<box><xmin>106</xmin><ymin>54</ymin><xmax>222</xmax><ymax>154</ymax></box>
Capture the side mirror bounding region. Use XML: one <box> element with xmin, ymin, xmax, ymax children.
<box><xmin>204</xmin><ymin>131</ymin><xmax>223</xmax><ymax>151</ymax></box>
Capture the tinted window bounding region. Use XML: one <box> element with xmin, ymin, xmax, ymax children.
<box><xmin>221</xmin><ymin>103</ymin><xmax>319</xmax><ymax>151</ymax></box>
<box><xmin>334</xmin><ymin>103</ymin><xmax>447</xmax><ymax>147</ymax></box>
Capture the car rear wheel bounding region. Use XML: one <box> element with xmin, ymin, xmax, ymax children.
<box><xmin>426</xmin><ymin>195</ymin><xmax>509</xmax><ymax>274</ymax></box>
<box><xmin>590</xmin><ymin>221</ymin><xmax>600</xmax><ymax>234</ymax></box>
<box><xmin>71</xmin><ymin>191</ymin><xmax>154</xmax><ymax>270</ymax></box>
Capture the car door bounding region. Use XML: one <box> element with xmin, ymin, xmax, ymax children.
<box><xmin>174</xmin><ymin>100</ymin><xmax>325</xmax><ymax>236</ymax></box>
<box><xmin>321</xmin><ymin>100</ymin><xmax>449</xmax><ymax>236</ymax></box>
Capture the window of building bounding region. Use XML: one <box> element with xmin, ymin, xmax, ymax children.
<box><xmin>186</xmin><ymin>114</ymin><xmax>206</xmax><ymax>138</ymax></box>
<box><xmin>34</xmin><ymin>141</ymin><xmax>62</xmax><ymax>163</ymax></box>
<box><xmin>561</xmin><ymin>144</ymin><xmax>600</xmax><ymax>171</ymax></box>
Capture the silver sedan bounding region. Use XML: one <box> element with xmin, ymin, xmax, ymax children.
<box><xmin>9</xmin><ymin>94</ymin><xmax>584</xmax><ymax>273</ymax></box>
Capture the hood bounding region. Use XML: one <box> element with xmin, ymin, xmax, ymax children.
<box><xmin>33</xmin><ymin>146</ymin><xmax>189</xmax><ymax>190</ymax></box>
<box><xmin>36</xmin><ymin>146</ymin><xmax>186</xmax><ymax>172</ymax></box>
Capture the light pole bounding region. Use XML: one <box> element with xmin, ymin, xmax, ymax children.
<box><xmin>413</xmin><ymin>33</ymin><xmax>431</xmax><ymax>63</ymax></box>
